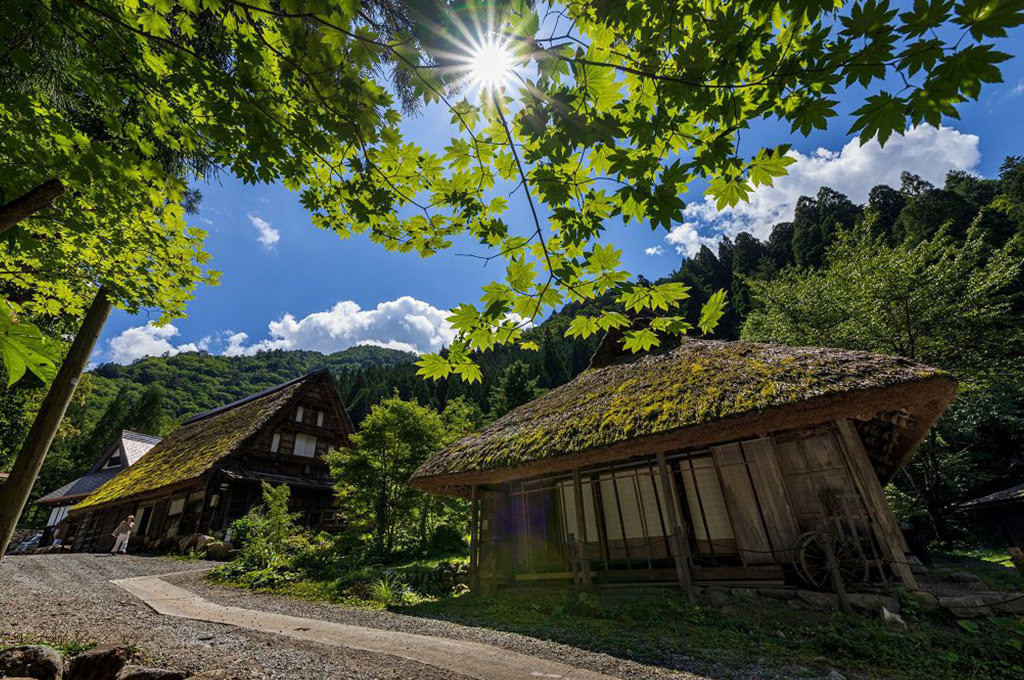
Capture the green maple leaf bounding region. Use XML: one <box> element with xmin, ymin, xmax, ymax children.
<box><xmin>698</xmin><ymin>289</ymin><xmax>729</xmax><ymax>335</ymax></box>
<box><xmin>848</xmin><ymin>92</ymin><xmax>907</xmax><ymax>145</ymax></box>
<box><xmin>0</xmin><ymin>302</ymin><xmax>58</xmax><ymax>386</ymax></box>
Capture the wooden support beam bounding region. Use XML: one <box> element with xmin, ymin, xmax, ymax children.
<box><xmin>834</xmin><ymin>419</ymin><xmax>919</xmax><ymax>590</ymax></box>
<box><xmin>469</xmin><ymin>485</ymin><xmax>480</xmax><ymax>594</ymax></box>
<box><xmin>568</xmin><ymin>533</ymin><xmax>580</xmax><ymax>592</ymax></box>
<box><xmin>656</xmin><ymin>451</ymin><xmax>697</xmax><ymax>604</ymax></box>
<box><xmin>823</xmin><ymin>531</ymin><xmax>854</xmax><ymax>615</ymax></box>
<box><xmin>572</xmin><ymin>468</ymin><xmax>592</xmax><ymax>588</ymax></box>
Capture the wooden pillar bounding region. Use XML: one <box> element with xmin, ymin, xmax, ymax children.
<box><xmin>568</xmin><ymin>533</ymin><xmax>580</xmax><ymax>591</ymax></box>
<box><xmin>834</xmin><ymin>419</ymin><xmax>919</xmax><ymax>590</ymax></box>
<box><xmin>572</xmin><ymin>468</ymin><xmax>592</xmax><ymax>588</ymax></box>
<box><xmin>656</xmin><ymin>451</ymin><xmax>697</xmax><ymax>604</ymax></box>
<box><xmin>469</xmin><ymin>485</ymin><xmax>480</xmax><ymax>594</ymax></box>
<box><xmin>823</xmin><ymin>532</ymin><xmax>854</xmax><ymax>615</ymax></box>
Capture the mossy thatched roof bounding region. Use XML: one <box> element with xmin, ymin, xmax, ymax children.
<box><xmin>73</xmin><ymin>376</ymin><xmax>309</xmax><ymax>511</ymax></box>
<box><xmin>412</xmin><ymin>339</ymin><xmax>956</xmax><ymax>493</ymax></box>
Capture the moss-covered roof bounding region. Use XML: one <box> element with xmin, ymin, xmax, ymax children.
<box><xmin>412</xmin><ymin>339</ymin><xmax>953</xmax><ymax>487</ymax></box>
<box><xmin>73</xmin><ymin>376</ymin><xmax>308</xmax><ymax>511</ymax></box>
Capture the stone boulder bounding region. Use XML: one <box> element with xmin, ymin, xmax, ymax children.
<box><xmin>939</xmin><ymin>595</ymin><xmax>990</xmax><ymax>618</ymax></box>
<box><xmin>909</xmin><ymin>590</ymin><xmax>941</xmax><ymax>615</ymax></box>
<box><xmin>796</xmin><ymin>590</ymin><xmax>839</xmax><ymax>610</ymax></box>
<box><xmin>203</xmin><ymin>541</ymin><xmax>235</xmax><ymax>562</ymax></box>
<box><xmin>704</xmin><ymin>587</ymin><xmax>730</xmax><ymax>608</ymax></box>
<box><xmin>758</xmin><ymin>588</ymin><xmax>796</xmax><ymax>601</ymax></box>
<box><xmin>0</xmin><ymin>645</ymin><xmax>66</xmax><ymax>680</ymax></box>
<box><xmin>67</xmin><ymin>645</ymin><xmax>132</xmax><ymax>680</ymax></box>
<box><xmin>848</xmin><ymin>593</ymin><xmax>900</xmax><ymax>615</ymax></box>
<box><xmin>115</xmin><ymin>666</ymin><xmax>187</xmax><ymax>680</ymax></box>
<box><xmin>176</xmin><ymin>535</ymin><xmax>196</xmax><ymax>555</ymax></box>
<box><xmin>990</xmin><ymin>593</ymin><xmax>1024</xmax><ymax>615</ymax></box>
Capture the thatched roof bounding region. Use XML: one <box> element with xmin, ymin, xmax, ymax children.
<box><xmin>73</xmin><ymin>372</ymin><xmax>329</xmax><ymax>511</ymax></box>
<box><xmin>962</xmin><ymin>482</ymin><xmax>1024</xmax><ymax>510</ymax></box>
<box><xmin>411</xmin><ymin>339</ymin><xmax>956</xmax><ymax>495</ymax></box>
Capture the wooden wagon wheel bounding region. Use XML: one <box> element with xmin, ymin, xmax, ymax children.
<box><xmin>795</xmin><ymin>531</ymin><xmax>870</xmax><ymax>591</ymax></box>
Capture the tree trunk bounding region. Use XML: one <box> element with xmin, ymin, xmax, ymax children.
<box><xmin>0</xmin><ymin>179</ymin><xmax>65</xmax><ymax>234</ymax></box>
<box><xmin>0</xmin><ymin>287</ymin><xmax>111</xmax><ymax>557</ymax></box>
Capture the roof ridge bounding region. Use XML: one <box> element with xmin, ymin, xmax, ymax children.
<box><xmin>120</xmin><ymin>429</ymin><xmax>163</xmax><ymax>443</ymax></box>
<box><xmin>181</xmin><ymin>369</ymin><xmax>328</xmax><ymax>425</ymax></box>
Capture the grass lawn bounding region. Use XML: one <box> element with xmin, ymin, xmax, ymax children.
<box><xmin>404</xmin><ymin>588</ymin><xmax>1024</xmax><ymax>680</ymax></box>
<box><xmin>932</xmin><ymin>549</ymin><xmax>1023</xmax><ymax>593</ymax></box>
<box><xmin>209</xmin><ymin>556</ymin><xmax>1024</xmax><ymax>680</ymax></box>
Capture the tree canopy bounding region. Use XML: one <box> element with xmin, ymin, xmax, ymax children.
<box><xmin>2</xmin><ymin>0</ymin><xmax>1021</xmax><ymax>386</ymax></box>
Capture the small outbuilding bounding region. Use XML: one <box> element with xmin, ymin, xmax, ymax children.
<box><xmin>65</xmin><ymin>370</ymin><xmax>352</xmax><ymax>552</ymax></box>
<box><xmin>37</xmin><ymin>430</ymin><xmax>162</xmax><ymax>545</ymax></box>
<box><xmin>962</xmin><ymin>482</ymin><xmax>1024</xmax><ymax>573</ymax></box>
<box><xmin>411</xmin><ymin>338</ymin><xmax>957</xmax><ymax>594</ymax></box>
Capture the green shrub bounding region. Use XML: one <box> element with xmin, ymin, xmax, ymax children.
<box><xmin>425</xmin><ymin>524</ymin><xmax>467</xmax><ymax>556</ymax></box>
<box><xmin>211</xmin><ymin>483</ymin><xmax>306</xmax><ymax>586</ymax></box>
<box><xmin>370</xmin><ymin>572</ymin><xmax>410</xmax><ymax>606</ymax></box>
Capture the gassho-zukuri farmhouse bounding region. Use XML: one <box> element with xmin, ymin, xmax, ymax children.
<box><xmin>56</xmin><ymin>370</ymin><xmax>353</xmax><ymax>552</ymax></box>
<box><xmin>411</xmin><ymin>337</ymin><xmax>956</xmax><ymax>593</ymax></box>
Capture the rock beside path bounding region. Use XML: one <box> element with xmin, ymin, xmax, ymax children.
<box><xmin>0</xmin><ymin>644</ymin><xmax>207</xmax><ymax>680</ymax></box>
<box><xmin>0</xmin><ymin>645</ymin><xmax>66</xmax><ymax>680</ymax></box>
<box><xmin>67</xmin><ymin>645</ymin><xmax>132</xmax><ymax>680</ymax></box>
<box><xmin>115</xmin><ymin>665</ymin><xmax>188</xmax><ymax>680</ymax></box>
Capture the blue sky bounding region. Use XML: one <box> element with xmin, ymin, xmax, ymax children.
<box><xmin>98</xmin><ymin>29</ymin><xmax>1024</xmax><ymax>365</ymax></box>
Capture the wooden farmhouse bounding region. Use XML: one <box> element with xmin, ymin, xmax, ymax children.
<box><xmin>412</xmin><ymin>338</ymin><xmax>957</xmax><ymax>595</ymax></box>
<box><xmin>64</xmin><ymin>370</ymin><xmax>353</xmax><ymax>552</ymax></box>
<box><xmin>38</xmin><ymin>430</ymin><xmax>162</xmax><ymax>545</ymax></box>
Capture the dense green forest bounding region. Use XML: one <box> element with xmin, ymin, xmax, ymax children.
<box><xmin>5</xmin><ymin>159</ymin><xmax>1023</xmax><ymax>546</ymax></box>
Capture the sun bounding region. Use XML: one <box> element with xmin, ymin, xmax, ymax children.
<box><xmin>467</xmin><ymin>36</ymin><xmax>516</xmax><ymax>92</ymax></box>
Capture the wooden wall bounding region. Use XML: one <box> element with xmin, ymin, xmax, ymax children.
<box><xmin>473</xmin><ymin>418</ymin><xmax>917</xmax><ymax>590</ymax></box>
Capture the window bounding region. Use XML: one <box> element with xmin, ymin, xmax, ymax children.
<box><xmin>168</xmin><ymin>497</ymin><xmax>185</xmax><ymax>516</ymax></box>
<box><xmin>593</xmin><ymin>466</ymin><xmax>674</xmax><ymax>565</ymax></box>
<box><xmin>294</xmin><ymin>433</ymin><xmax>317</xmax><ymax>458</ymax></box>
<box><xmin>678</xmin><ymin>455</ymin><xmax>736</xmax><ymax>556</ymax></box>
<box><xmin>316</xmin><ymin>410</ymin><xmax>324</xmax><ymax>427</ymax></box>
<box><xmin>102</xmin><ymin>455</ymin><xmax>122</xmax><ymax>470</ymax></box>
<box><xmin>295</xmin><ymin>406</ymin><xmax>305</xmax><ymax>423</ymax></box>
<box><xmin>270</xmin><ymin>433</ymin><xmax>281</xmax><ymax>453</ymax></box>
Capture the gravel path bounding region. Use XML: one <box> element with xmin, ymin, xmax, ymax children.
<box><xmin>0</xmin><ymin>554</ymin><xmax>466</xmax><ymax>680</ymax></box>
<box><xmin>0</xmin><ymin>554</ymin><xmax>722</xmax><ymax>680</ymax></box>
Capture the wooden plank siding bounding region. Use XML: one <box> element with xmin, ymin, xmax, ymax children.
<box><xmin>710</xmin><ymin>443</ymin><xmax>775</xmax><ymax>565</ymax></box>
<box><xmin>740</xmin><ymin>438</ymin><xmax>802</xmax><ymax>562</ymax></box>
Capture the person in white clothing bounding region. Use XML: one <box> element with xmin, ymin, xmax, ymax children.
<box><xmin>110</xmin><ymin>515</ymin><xmax>134</xmax><ymax>555</ymax></box>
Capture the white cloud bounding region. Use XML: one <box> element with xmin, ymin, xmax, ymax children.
<box><xmin>222</xmin><ymin>331</ymin><xmax>251</xmax><ymax>357</ymax></box>
<box><xmin>671</xmin><ymin>126</ymin><xmax>981</xmax><ymax>251</ymax></box>
<box><xmin>1012</xmin><ymin>79</ymin><xmax>1024</xmax><ymax>97</ymax></box>
<box><xmin>644</xmin><ymin>245</ymin><xmax>665</xmax><ymax>256</ymax></box>
<box><xmin>107</xmin><ymin>323</ymin><xmax>202</xmax><ymax>364</ymax></box>
<box><xmin>666</xmin><ymin>222</ymin><xmax>720</xmax><ymax>258</ymax></box>
<box><xmin>104</xmin><ymin>297</ymin><xmax>522</xmax><ymax>364</ymax></box>
<box><xmin>248</xmin><ymin>214</ymin><xmax>280</xmax><ymax>249</ymax></box>
<box><xmin>222</xmin><ymin>296</ymin><xmax>456</xmax><ymax>356</ymax></box>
